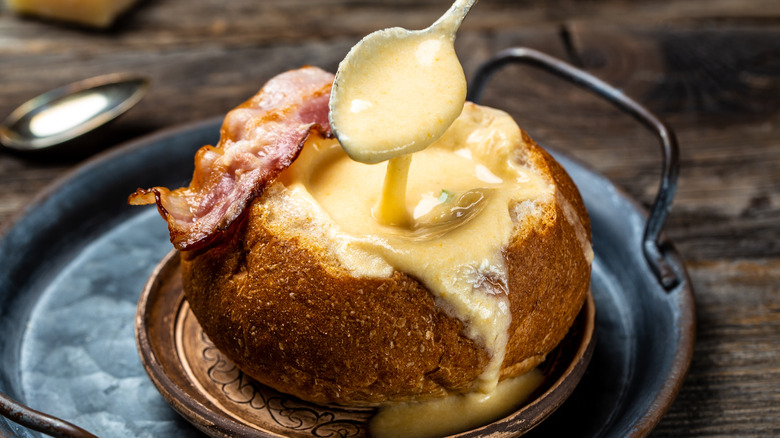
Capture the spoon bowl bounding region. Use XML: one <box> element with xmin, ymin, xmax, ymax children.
<box><xmin>0</xmin><ymin>73</ymin><xmax>149</xmax><ymax>153</ymax></box>
<box><xmin>328</xmin><ymin>0</ymin><xmax>477</xmax><ymax>164</ymax></box>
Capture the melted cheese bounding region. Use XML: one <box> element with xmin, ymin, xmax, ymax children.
<box><xmin>278</xmin><ymin>103</ymin><xmax>554</xmax><ymax>391</ymax></box>
<box><xmin>329</xmin><ymin>30</ymin><xmax>466</xmax><ymax>165</ymax></box>
<box><xmin>370</xmin><ymin>369</ymin><xmax>544</xmax><ymax>438</ymax></box>
<box><xmin>373</xmin><ymin>154</ymin><xmax>413</xmax><ymax>226</ymax></box>
<box><xmin>329</xmin><ymin>24</ymin><xmax>469</xmax><ymax>226</ymax></box>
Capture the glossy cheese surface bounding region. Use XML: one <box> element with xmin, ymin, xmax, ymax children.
<box><xmin>275</xmin><ymin>102</ymin><xmax>555</xmax><ymax>394</ymax></box>
<box><xmin>370</xmin><ymin>368</ymin><xmax>544</xmax><ymax>438</ymax></box>
<box><xmin>330</xmin><ymin>29</ymin><xmax>466</xmax><ymax>164</ymax></box>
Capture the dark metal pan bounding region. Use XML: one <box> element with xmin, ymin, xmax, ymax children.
<box><xmin>0</xmin><ymin>48</ymin><xmax>694</xmax><ymax>437</ymax></box>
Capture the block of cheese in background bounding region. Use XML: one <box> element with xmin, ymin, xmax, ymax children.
<box><xmin>7</xmin><ymin>0</ymin><xmax>139</xmax><ymax>28</ymax></box>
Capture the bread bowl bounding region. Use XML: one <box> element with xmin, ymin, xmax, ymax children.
<box><xmin>130</xmin><ymin>66</ymin><xmax>592</xmax><ymax>415</ymax></box>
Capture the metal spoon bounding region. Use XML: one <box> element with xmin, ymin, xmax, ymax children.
<box><xmin>329</xmin><ymin>0</ymin><xmax>477</xmax><ymax>164</ymax></box>
<box><xmin>0</xmin><ymin>73</ymin><xmax>149</xmax><ymax>153</ymax></box>
<box><xmin>329</xmin><ymin>0</ymin><xmax>477</xmax><ymax>226</ymax></box>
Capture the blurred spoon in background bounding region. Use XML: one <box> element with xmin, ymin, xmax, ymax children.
<box><xmin>0</xmin><ymin>73</ymin><xmax>149</xmax><ymax>155</ymax></box>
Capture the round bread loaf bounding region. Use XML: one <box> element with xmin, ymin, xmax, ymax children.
<box><xmin>179</xmin><ymin>109</ymin><xmax>592</xmax><ymax>406</ymax></box>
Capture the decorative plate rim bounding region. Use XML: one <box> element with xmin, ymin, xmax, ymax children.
<box><xmin>135</xmin><ymin>249</ymin><xmax>597</xmax><ymax>438</ymax></box>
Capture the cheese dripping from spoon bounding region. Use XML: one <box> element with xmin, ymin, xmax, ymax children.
<box><xmin>326</xmin><ymin>1</ymin><xmax>549</xmax><ymax>436</ymax></box>
<box><xmin>328</xmin><ymin>0</ymin><xmax>476</xmax><ymax>226</ymax></box>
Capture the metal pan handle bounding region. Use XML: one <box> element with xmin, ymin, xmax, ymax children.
<box><xmin>0</xmin><ymin>391</ymin><xmax>97</xmax><ymax>437</ymax></box>
<box><xmin>468</xmin><ymin>47</ymin><xmax>681</xmax><ymax>290</ymax></box>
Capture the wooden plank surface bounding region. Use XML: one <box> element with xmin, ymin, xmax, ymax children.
<box><xmin>1</xmin><ymin>0</ymin><xmax>779</xmax><ymax>436</ymax></box>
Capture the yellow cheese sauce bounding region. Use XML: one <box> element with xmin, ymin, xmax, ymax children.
<box><xmin>275</xmin><ymin>104</ymin><xmax>554</xmax><ymax>400</ymax></box>
<box><xmin>370</xmin><ymin>369</ymin><xmax>544</xmax><ymax>438</ymax></box>
<box><xmin>373</xmin><ymin>153</ymin><xmax>414</xmax><ymax>227</ymax></box>
<box><xmin>329</xmin><ymin>30</ymin><xmax>467</xmax><ymax>165</ymax></box>
<box><xmin>328</xmin><ymin>1</ymin><xmax>472</xmax><ymax>227</ymax></box>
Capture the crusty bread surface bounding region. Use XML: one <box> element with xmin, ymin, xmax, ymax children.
<box><xmin>180</xmin><ymin>128</ymin><xmax>591</xmax><ymax>406</ymax></box>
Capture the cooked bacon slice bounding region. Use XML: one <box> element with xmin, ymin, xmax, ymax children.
<box><xmin>129</xmin><ymin>67</ymin><xmax>334</xmax><ymax>250</ymax></box>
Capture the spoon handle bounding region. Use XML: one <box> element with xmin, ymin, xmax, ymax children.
<box><xmin>431</xmin><ymin>0</ymin><xmax>478</xmax><ymax>35</ymax></box>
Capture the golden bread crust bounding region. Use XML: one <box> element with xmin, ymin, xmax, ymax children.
<box><xmin>501</xmin><ymin>132</ymin><xmax>592</xmax><ymax>378</ymax></box>
<box><xmin>181</xmin><ymin>128</ymin><xmax>591</xmax><ymax>405</ymax></box>
<box><xmin>182</xmin><ymin>220</ymin><xmax>489</xmax><ymax>404</ymax></box>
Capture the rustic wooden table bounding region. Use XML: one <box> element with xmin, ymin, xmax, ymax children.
<box><xmin>1</xmin><ymin>0</ymin><xmax>778</xmax><ymax>436</ymax></box>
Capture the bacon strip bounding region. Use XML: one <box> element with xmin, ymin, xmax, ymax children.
<box><xmin>129</xmin><ymin>67</ymin><xmax>334</xmax><ymax>250</ymax></box>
